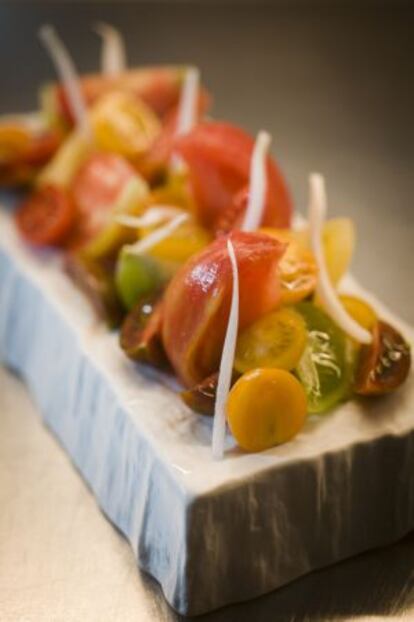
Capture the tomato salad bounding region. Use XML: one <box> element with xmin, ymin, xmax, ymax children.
<box><xmin>7</xmin><ymin>25</ymin><xmax>411</xmax><ymax>457</ymax></box>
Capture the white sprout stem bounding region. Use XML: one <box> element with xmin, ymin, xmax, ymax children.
<box><xmin>309</xmin><ymin>173</ymin><xmax>372</xmax><ymax>344</ymax></box>
<box><xmin>242</xmin><ymin>130</ymin><xmax>272</xmax><ymax>232</ymax></box>
<box><xmin>171</xmin><ymin>67</ymin><xmax>200</xmax><ymax>173</ymax></box>
<box><xmin>39</xmin><ymin>25</ymin><xmax>91</xmax><ymax>139</ymax></box>
<box><xmin>212</xmin><ymin>239</ymin><xmax>240</xmax><ymax>460</ymax></box>
<box><xmin>115</xmin><ymin>205</ymin><xmax>182</xmax><ymax>228</ymax></box>
<box><xmin>125</xmin><ymin>212</ymin><xmax>189</xmax><ymax>255</ymax></box>
<box><xmin>175</xmin><ymin>67</ymin><xmax>200</xmax><ymax>136</ymax></box>
<box><xmin>94</xmin><ymin>23</ymin><xmax>127</xmax><ymax>76</ymax></box>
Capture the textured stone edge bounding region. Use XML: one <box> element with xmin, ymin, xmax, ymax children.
<box><xmin>2</xmin><ymin>243</ymin><xmax>414</xmax><ymax>616</ymax></box>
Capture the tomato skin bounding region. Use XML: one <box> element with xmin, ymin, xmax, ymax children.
<box><xmin>15</xmin><ymin>184</ymin><xmax>75</xmax><ymax>247</ymax></box>
<box><xmin>69</xmin><ymin>152</ymin><xmax>136</xmax><ymax>248</ymax></box>
<box><xmin>354</xmin><ymin>321</ymin><xmax>411</xmax><ymax>396</ymax></box>
<box><xmin>120</xmin><ymin>297</ymin><xmax>168</xmax><ymax>368</ymax></box>
<box><xmin>227</xmin><ymin>368</ymin><xmax>307</xmax><ymax>452</ymax></box>
<box><xmin>174</xmin><ymin>122</ymin><xmax>292</xmax><ymax>232</ymax></box>
<box><xmin>0</xmin><ymin>129</ymin><xmax>62</xmax><ymax>188</ymax></box>
<box><xmin>234</xmin><ymin>307</ymin><xmax>307</xmax><ymax>374</ymax></box>
<box><xmin>162</xmin><ymin>230</ymin><xmax>286</xmax><ymax>387</ymax></box>
<box><xmin>139</xmin><ymin>91</ymin><xmax>210</xmax><ymax>180</ymax></box>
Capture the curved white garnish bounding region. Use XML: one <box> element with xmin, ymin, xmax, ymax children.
<box><xmin>242</xmin><ymin>130</ymin><xmax>271</xmax><ymax>232</ymax></box>
<box><xmin>308</xmin><ymin>173</ymin><xmax>372</xmax><ymax>344</ymax></box>
<box><xmin>115</xmin><ymin>205</ymin><xmax>182</xmax><ymax>229</ymax></box>
<box><xmin>212</xmin><ymin>239</ymin><xmax>240</xmax><ymax>460</ymax></box>
<box><xmin>112</xmin><ymin>176</ymin><xmax>148</xmax><ymax>214</ymax></box>
<box><xmin>171</xmin><ymin>67</ymin><xmax>200</xmax><ymax>172</ymax></box>
<box><xmin>39</xmin><ymin>25</ymin><xmax>91</xmax><ymax>138</ymax></box>
<box><xmin>125</xmin><ymin>212</ymin><xmax>189</xmax><ymax>255</ymax></box>
<box><xmin>175</xmin><ymin>66</ymin><xmax>200</xmax><ymax>136</ymax></box>
<box><xmin>94</xmin><ymin>23</ymin><xmax>126</xmax><ymax>76</ymax></box>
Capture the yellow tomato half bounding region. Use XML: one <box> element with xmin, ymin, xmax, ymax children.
<box><xmin>340</xmin><ymin>295</ymin><xmax>377</xmax><ymax>331</ymax></box>
<box><xmin>92</xmin><ymin>91</ymin><xmax>161</xmax><ymax>160</ymax></box>
<box><xmin>234</xmin><ymin>307</ymin><xmax>307</xmax><ymax>374</ymax></box>
<box><xmin>227</xmin><ymin>368</ymin><xmax>307</xmax><ymax>452</ymax></box>
<box><xmin>260</xmin><ymin>227</ymin><xmax>317</xmax><ymax>303</ymax></box>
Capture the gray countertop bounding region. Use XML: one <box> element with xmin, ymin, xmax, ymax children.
<box><xmin>0</xmin><ymin>2</ymin><xmax>413</xmax><ymax>620</ymax></box>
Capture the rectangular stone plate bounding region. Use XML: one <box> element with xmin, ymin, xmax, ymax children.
<box><xmin>1</xmin><ymin>209</ymin><xmax>414</xmax><ymax>616</ymax></box>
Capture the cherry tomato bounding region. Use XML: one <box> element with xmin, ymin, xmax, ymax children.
<box><xmin>0</xmin><ymin>124</ymin><xmax>31</xmax><ymax>161</ymax></box>
<box><xmin>340</xmin><ymin>295</ymin><xmax>377</xmax><ymax>331</ymax></box>
<box><xmin>174</xmin><ymin>122</ymin><xmax>292</xmax><ymax>232</ymax></box>
<box><xmin>227</xmin><ymin>368</ymin><xmax>307</xmax><ymax>452</ymax></box>
<box><xmin>180</xmin><ymin>370</ymin><xmax>239</xmax><ymax>416</ymax></box>
<box><xmin>162</xmin><ymin>230</ymin><xmax>286</xmax><ymax>387</ymax></box>
<box><xmin>141</xmin><ymin>90</ymin><xmax>210</xmax><ymax>180</ymax></box>
<box><xmin>92</xmin><ymin>91</ymin><xmax>161</xmax><ymax>160</ymax></box>
<box><xmin>15</xmin><ymin>184</ymin><xmax>75</xmax><ymax>247</ymax></box>
<box><xmin>0</xmin><ymin>125</ymin><xmax>61</xmax><ymax>187</ymax></box>
<box><xmin>323</xmin><ymin>218</ymin><xmax>355</xmax><ymax>285</ymax></box>
<box><xmin>120</xmin><ymin>296</ymin><xmax>167</xmax><ymax>368</ymax></box>
<box><xmin>234</xmin><ymin>307</ymin><xmax>307</xmax><ymax>374</ymax></box>
<box><xmin>296</xmin><ymin>302</ymin><xmax>354</xmax><ymax>413</ymax></box>
<box><xmin>354</xmin><ymin>321</ymin><xmax>411</xmax><ymax>396</ymax></box>
<box><xmin>260</xmin><ymin>228</ymin><xmax>318</xmax><ymax>304</ymax></box>
<box><xmin>144</xmin><ymin>221</ymin><xmax>212</xmax><ymax>264</ymax></box>
<box><xmin>69</xmin><ymin>152</ymin><xmax>137</xmax><ymax>248</ymax></box>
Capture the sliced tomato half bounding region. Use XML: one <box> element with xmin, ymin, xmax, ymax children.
<box><xmin>162</xmin><ymin>230</ymin><xmax>286</xmax><ymax>386</ymax></box>
<box><xmin>173</xmin><ymin>122</ymin><xmax>292</xmax><ymax>232</ymax></box>
<box><xmin>68</xmin><ymin>152</ymin><xmax>137</xmax><ymax>248</ymax></box>
<box><xmin>139</xmin><ymin>90</ymin><xmax>211</xmax><ymax>180</ymax></box>
<box><xmin>15</xmin><ymin>184</ymin><xmax>75</xmax><ymax>246</ymax></box>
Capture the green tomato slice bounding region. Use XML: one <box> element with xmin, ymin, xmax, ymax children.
<box><xmin>115</xmin><ymin>246</ymin><xmax>179</xmax><ymax>310</ymax></box>
<box><xmin>295</xmin><ymin>302</ymin><xmax>354</xmax><ymax>414</ymax></box>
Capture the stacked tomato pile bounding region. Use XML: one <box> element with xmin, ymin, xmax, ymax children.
<box><xmin>10</xmin><ymin>66</ymin><xmax>411</xmax><ymax>454</ymax></box>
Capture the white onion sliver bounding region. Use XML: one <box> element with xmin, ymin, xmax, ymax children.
<box><xmin>115</xmin><ymin>205</ymin><xmax>182</xmax><ymax>229</ymax></box>
<box><xmin>39</xmin><ymin>25</ymin><xmax>91</xmax><ymax>138</ymax></box>
<box><xmin>242</xmin><ymin>130</ymin><xmax>271</xmax><ymax>232</ymax></box>
<box><xmin>175</xmin><ymin>66</ymin><xmax>200</xmax><ymax>136</ymax></box>
<box><xmin>94</xmin><ymin>23</ymin><xmax>127</xmax><ymax>76</ymax></box>
<box><xmin>308</xmin><ymin>173</ymin><xmax>372</xmax><ymax>345</ymax></box>
<box><xmin>212</xmin><ymin>239</ymin><xmax>240</xmax><ymax>460</ymax></box>
<box><xmin>125</xmin><ymin>212</ymin><xmax>189</xmax><ymax>255</ymax></box>
<box><xmin>170</xmin><ymin>67</ymin><xmax>200</xmax><ymax>173</ymax></box>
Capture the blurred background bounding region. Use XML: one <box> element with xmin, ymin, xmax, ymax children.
<box><xmin>1</xmin><ymin>2</ymin><xmax>413</xmax><ymax>622</ymax></box>
<box><xmin>0</xmin><ymin>1</ymin><xmax>413</xmax><ymax>321</ymax></box>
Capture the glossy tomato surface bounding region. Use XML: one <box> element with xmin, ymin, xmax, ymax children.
<box><xmin>15</xmin><ymin>184</ymin><xmax>75</xmax><ymax>246</ymax></box>
<box><xmin>162</xmin><ymin>230</ymin><xmax>286</xmax><ymax>386</ymax></box>
<box><xmin>174</xmin><ymin>121</ymin><xmax>292</xmax><ymax>231</ymax></box>
<box><xmin>69</xmin><ymin>152</ymin><xmax>136</xmax><ymax>248</ymax></box>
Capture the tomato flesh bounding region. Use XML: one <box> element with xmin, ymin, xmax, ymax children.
<box><xmin>162</xmin><ymin>230</ymin><xmax>286</xmax><ymax>387</ymax></box>
<box><xmin>174</xmin><ymin>122</ymin><xmax>292</xmax><ymax>232</ymax></box>
<box><xmin>15</xmin><ymin>184</ymin><xmax>75</xmax><ymax>246</ymax></box>
<box><xmin>227</xmin><ymin>368</ymin><xmax>307</xmax><ymax>452</ymax></box>
<box><xmin>354</xmin><ymin>321</ymin><xmax>411</xmax><ymax>395</ymax></box>
<box><xmin>234</xmin><ymin>307</ymin><xmax>307</xmax><ymax>374</ymax></box>
<box><xmin>69</xmin><ymin>152</ymin><xmax>137</xmax><ymax>248</ymax></box>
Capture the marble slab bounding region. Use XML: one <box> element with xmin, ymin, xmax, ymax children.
<box><xmin>1</xmin><ymin>208</ymin><xmax>414</xmax><ymax>616</ymax></box>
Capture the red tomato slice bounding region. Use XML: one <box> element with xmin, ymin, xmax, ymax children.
<box><xmin>23</xmin><ymin>130</ymin><xmax>62</xmax><ymax>166</ymax></box>
<box><xmin>139</xmin><ymin>90</ymin><xmax>211</xmax><ymax>180</ymax></box>
<box><xmin>174</xmin><ymin>122</ymin><xmax>292</xmax><ymax>232</ymax></box>
<box><xmin>15</xmin><ymin>184</ymin><xmax>75</xmax><ymax>247</ymax></box>
<box><xmin>69</xmin><ymin>152</ymin><xmax>136</xmax><ymax>248</ymax></box>
<box><xmin>162</xmin><ymin>230</ymin><xmax>287</xmax><ymax>387</ymax></box>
